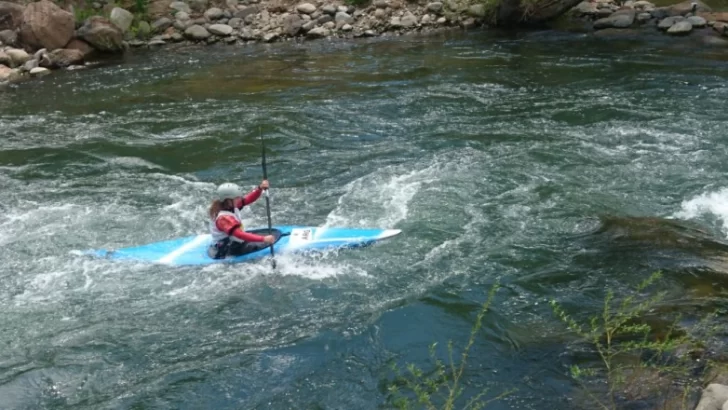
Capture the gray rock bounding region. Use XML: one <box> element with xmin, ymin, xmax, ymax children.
<box><xmin>401</xmin><ymin>11</ymin><xmax>417</xmax><ymax>27</ymax></box>
<box><xmin>6</xmin><ymin>48</ymin><xmax>29</xmax><ymax>67</ymax></box>
<box><xmin>695</xmin><ymin>384</ymin><xmax>728</xmax><ymax>410</ymax></box>
<box><xmin>110</xmin><ymin>7</ymin><xmax>134</xmax><ymax>32</ymax></box>
<box><xmin>687</xmin><ymin>15</ymin><xmax>707</xmax><ymax>27</ymax></box>
<box><xmin>128</xmin><ymin>39</ymin><xmax>146</xmax><ymax>47</ymax></box>
<box><xmin>176</xmin><ymin>11</ymin><xmax>191</xmax><ymax>21</ymax></box>
<box><xmin>174</xmin><ymin>19</ymin><xmax>193</xmax><ymax>31</ymax></box>
<box><xmin>337</xmin><ymin>5</ymin><xmax>348</xmax><ymax>12</ymax></box>
<box><xmin>228</xmin><ymin>17</ymin><xmax>243</xmax><ymax>27</ymax></box>
<box><xmin>296</xmin><ymin>2</ymin><xmax>317</xmax><ymax>14</ymax></box>
<box><xmin>0</xmin><ymin>50</ymin><xmax>9</xmax><ymax>67</ymax></box>
<box><xmin>148</xmin><ymin>39</ymin><xmax>166</xmax><ymax>46</ymax></box>
<box><xmin>152</xmin><ymin>17</ymin><xmax>173</xmax><ymax>32</ymax></box>
<box><xmin>189</xmin><ymin>0</ymin><xmax>209</xmax><ymax>12</ymax></box>
<box><xmin>235</xmin><ymin>5</ymin><xmax>258</xmax><ymax>19</ymax></box>
<box><xmin>335</xmin><ymin>11</ymin><xmax>352</xmax><ymax>24</ymax></box>
<box><xmin>421</xmin><ymin>14</ymin><xmax>432</xmax><ymax>24</ymax></box>
<box><xmin>169</xmin><ymin>1</ymin><xmax>191</xmax><ymax>13</ymax></box>
<box><xmin>658</xmin><ymin>15</ymin><xmax>683</xmax><ymax>30</ymax></box>
<box><xmin>29</xmin><ymin>67</ymin><xmax>50</xmax><ymax>77</ymax></box>
<box><xmin>184</xmin><ymin>24</ymin><xmax>211</xmax><ymax>39</ymax></box>
<box><xmin>239</xmin><ymin>28</ymin><xmax>255</xmax><ymax>40</ymax></box>
<box><xmin>0</xmin><ymin>29</ymin><xmax>17</xmax><ymax>46</ymax></box>
<box><xmin>283</xmin><ymin>14</ymin><xmax>303</xmax><ymax>35</ymax></box>
<box><xmin>426</xmin><ymin>2</ymin><xmax>443</xmax><ymax>12</ymax></box>
<box><xmin>341</xmin><ymin>23</ymin><xmax>353</xmax><ymax>31</ymax></box>
<box><xmin>323</xmin><ymin>21</ymin><xmax>335</xmax><ymax>29</ymax></box>
<box><xmin>22</xmin><ymin>58</ymin><xmax>38</xmax><ymax>71</ymax></box>
<box><xmin>374</xmin><ymin>8</ymin><xmax>387</xmax><ymax>19</ymax></box>
<box><xmin>205</xmin><ymin>7</ymin><xmax>225</xmax><ymax>20</ymax></box>
<box><xmin>224</xmin><ymin>35</ymin><xmax>236</xmax><ymax>43</ymax></box>
<box><xmin>208</xmin><ymin>23</ymin><xmax>233</xmax><ymax>35</ymax></box>
<box><xmin>302</xmin><ymin>20</ymin><xmax>317</xmax><ymax>31</ymax></box>
<box><xmin>390</xmin><ymin>16</ymin><xmax>402</xmax><ymax>28</ymax></box>
<box><xmin>322</xmin><ymin>4</ymin><xmax>337</xmax><ymax>14</ymax></box>
<box><xmin>649</xmin><ymin>7</ymin><xmax>671</xmax><ymax>20</ymax></box>
<box><xmin>318</xmin><ymin>14</ymin><xmax>333</xmax><ymax>24</ymax></box>
<box><xmin>363</xmin><ymin>29</ymin><xmax>376</xmax><ymax>36</ymax></box>
<box><xmin>633</xmin><ymin>0</ymin><xmax>655</xmax><ymax>8</ymax></box>
<box><xmin>171</xmin><ymin>32</ymin><xmax>184</xmax><ymax>42</ymax></box>
<box><xmin>374</xmin><ymin>0</ymin><xmax>388</xmax><ymax>8</ymax></box>
<box><xmin>263</xmin><ymin>32</ymin><xmax>278</xmax><ymax>42</ymax></box>
<box><xmin>468</xmin><ymin>4</ymin><xmax>486</xmax><ymax>17</ymax></box>
<box><xmin>306</xmin><ymin>26</ymin><xmax>328</xmax><ymax>38</ymax></box>
<box><xmin>576</xmin><ymin>1</ymin><xmax>599</xmax><ymax>15</ymax></box>
<box><xmin>667</xmin><ymin>20</ymin><xmax>692</xmax><ymax>34</ymax></box>
<box><xmin>594</xmin><ymin>9</ymin><xmax>635</xmax><ymax>29</ymax></box>
<box><xmin>637</xmin><ymin>12</ymin><xmax>652</xmax><ymax>22</ymax></box>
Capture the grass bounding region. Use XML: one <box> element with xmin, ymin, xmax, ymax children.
<box><xmin>550</xmin><ymin>271</ymin><xmax>721</xmax><ymax>410</ymax></box>
<box><xmin>385</xmin><ymin>281</ymin><xmax>517</xmax><ymax>410</ymax></box>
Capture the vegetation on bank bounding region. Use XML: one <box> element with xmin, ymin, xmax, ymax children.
<box><xmin>384</xmin><ymin>271</ymin><xmax>723</xmax><ymax>409</ymax></box>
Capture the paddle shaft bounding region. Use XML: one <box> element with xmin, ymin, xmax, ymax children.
<box><xmin>261</xmin><ymin>134</ymin><xmax>276</xmax><ymax>268</ymax></box>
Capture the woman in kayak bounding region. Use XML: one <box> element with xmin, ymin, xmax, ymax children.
<box><xmin>207</xmin><ymin>180</ymin><xmax>276</xmax><ymax>259</ymax></box>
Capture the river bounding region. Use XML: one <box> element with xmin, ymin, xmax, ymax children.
<box><xmin>1</xmin><ymin>28</ymin><xmax>728</xmax><ymax>409</ymax></box>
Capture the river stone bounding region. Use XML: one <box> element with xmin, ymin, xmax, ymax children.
<box><xmin>175</xmin><ymin>11</ymin><xmax>190</xmax><ymax>21</ymax></box>
<box><xmin>363</xmin><ymin>29</ymin><xmax>376</xmax><ymax>36</ymax></box>
<box><xmin>695</xmin><ymin>384</ymin><xmax>728</xmax><ymax>410</ymax></box>
<box><xmin>576</xmin><ymin>1</ymin><xmax>599</xmax><ymax>15</ymax></box>
<box><xmin>110</xmin><ymin>7</ymin><xmax>134</xmax><ymax>32</ymax></box>
<box><xmin>341</xmin><ymin>23</ymin><xmax>352</xmax><ymax>31</ymax></box>
<box><xmin>301</xmin><ymin>19</ymin><xmax>316</xmax><ymax>31</ymax></box>
<box><xmin>421</xmin><ymin>14</ymin><xmax>432</xmax><ymax>24</ymax></box>
<box><xmin>234</xmin><ymin>5</ymin><xmax>258</xmax><ymax>19</ymax></box>
<box><xmin>306</xmin><ymin>26</ymin><xmax>328</xmax><ymax>38</ymax></box>
<box><xmin>594</xmin><ymin>10</ymin><xmax>635</xmax><ymax>29</ymax></box>
<box><xmin>208</xmin><ymin>23</ymin><xmax>233</xmax><ymax>35</ymax></box>
<box><xmin>19</xmin><ymin>0</ymin><xmax>75</xmax><ymax>51</ymax></box>
<box><xmin>389</xmin><ymin>16</ymin><xmax>402</xmax><ymax>28</ymax></box>
<box><xmin>282</xmin><ymin>14</ymin><xmax>303</xmax><ymax>35</ymax></box>
<box><xmin>42</xmin><ymin>48</ymin><xmax>84</xmax><ymax>67</ymax></box>
<box><xmin>29</xmin><ymin>66</ymin><xmax>49</xmax><ymax>76</ymax></box>
<box><xmin>0</xmin><ymin>50</ymin><xmax>8</xmax><ymax>66</ymax></box>
<box><xmin>335</xmin><ymin>11</ymin><xmax>352</xmax><ymax>24</ymax></box>
<box><xmin>296</xmin><ymin>2</ymin><xmax>316</xmax><ymax>14</ymax></box>
<box><xmin>437</xmin><ymin>16</ymin><xmax>446</xmax><ymax>24</ymax></box>
<box><xmin>0</xmin><ymin>29</ymin><xmax>16</xmax><ymax>46</ymax></box>
<box><xmin>77</xmin><ymin>16</ymin><xmax>125</xmax><ymax>53</ymax></box>
<box><xmin>184</xmin><ymin>24</ymin><xmax>211</xmax><ymax>39</ymax></box>
<box><xmin>171</xmin><ymin>32</ymin><xmax>184</xmax><ymax>41</ymax></box>
<box><xmin>205</xmin><ymin>7</ymin><xmax>224</xmax><ymax>20</ymax></box>
<box><xmin>633</xmin><ymin>0</ymin><xmax>654</xmax><ymax>9</ymax></box>
<box><xmin>658</xmin><ymin>15</ymin><xmax>683</xmax><ymax>30</ymax></box>
<box><xmin>401</xmin><ymin>11</ymin><xmax>417</xmax><ymax>27</ymax></box>
<box><xmin>263</xmin><ymin>32</ymin><xmax>278</xmax><ymax>42</ymax></box>
<box><xmin>667</xmin><ymin>20</ymin><xmax>692</xmax><ymax>33</ymax></box>
<box><xmin>148</xmin><ymin>39</ymin><xmax>166</xmax><ymax>46</ymax></box>
<box><xmin>169</xmin><ymin>1</ymin><xmax>191</xmax><ymax>13</ymax></box>
<box><xmin>468</xmin><ymin>4</ymin><xmax>486</xmax><ymax>17</ymax></box>
<box><xmin>318</xmin><ymin>14</ymin><xmax>333</xmax><ymax>24</ymax></box>
<box><xmin>189</xmin><ymin>0</ymin><xmax>209</xmax><ymax>12</ymax></box>
<box><xmin>688</xmin><ymin>15</ymin><xmax>707</xmax><ymax>27</ymax></box>
<box><xmin>0</xmin><ymin>1</ymin><xmax>24</xmax><ymax>31</ymax></box>
<box><xmin>636</xmin><ymin>12</ymin><xmax>651</xmax><ymax>22</ymax></box>
<box><xmin>152</xmin><ymin>17</ymin><xmax>172</xmax><ymax>32</ymax></box>
<box><xmin>426</xmin><ymin>2</ymin><xmax>443</xmax><ymax>12</ymax></box>
<box><xmin>0</xmin><ymin>63</ymin><xmax>13</xmax><ymax>81</ymax></box>
<box><xmin>323</xmin><ymin>21</ymin><xmax>335</xmax><ymax>29</ymax></box>
<box><xmin>5</xmin><ymin>48</ymin><xmax>29</xmax><ymax>66</ymax></box>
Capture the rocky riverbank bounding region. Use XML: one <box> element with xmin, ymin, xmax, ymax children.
<box><xmin>1</xmin><ymin>0</ymin><xmax>490</xmax><ymax>87</ymax></box>
<box><xmin>1</xmin><ymin>0</ymin><xmax>727</xmax><ymax>86</ymax></box>
<box><xmin>568</xmin><ymin>0</ymin><xmax>728</xmax><ymax>42</ymax></box>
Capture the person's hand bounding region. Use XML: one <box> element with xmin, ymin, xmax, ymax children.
<box><xmin>259</xmin><ymin>180</ymin><xmax>269</xmax><ymax>190</ymax></box>
<box><xmin>263</xmin><ymin>235</ymin><xmax>275</xmax><ymax>244</ymax></box>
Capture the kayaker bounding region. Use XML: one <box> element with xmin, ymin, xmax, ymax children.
<box><xmin>207</xmin><ymin>180</ymin><xmax>276</xmax><ymax>259</ymax></box>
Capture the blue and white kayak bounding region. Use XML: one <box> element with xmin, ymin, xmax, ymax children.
<box><xmin>86</xmin><ymin>226</ymin><xmax>402</xmax><ymax>266</ymax></box>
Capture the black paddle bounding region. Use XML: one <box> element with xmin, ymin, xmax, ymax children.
<box><xmin>261</xmin><ymin>132</ymin><xmax>276</xmax><ymax>268</ymax></box>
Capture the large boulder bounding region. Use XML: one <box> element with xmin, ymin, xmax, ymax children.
<box><xmin>18</xmin><ymin>0</ymin><xmax>74</xmax><ymax>51</ymax></box>
<box><xmin>64</xmin><ymin>38</ymin><xmax>95</xmax><ymax>58</ymax></box>
<box><xmin>77</xmin><ymin>16</ymin><xmax>125</xmax><ymax>53</ymax></box>
<box><xmin>39</xmin><ymin>48</ymin><xmax>84</xmax><ymax>68</ymax></box>
<box><xmin>109</xmin><ymin>7</ymin><xmax>134</xmax><ymax>32</ymax></box>
<box><xmin>495</xmin><ymin>0</ymin><xmax>584</xmax><ymax>25</ymax></box>
<box><xmin>0</xmin><ymin>1</ymin><xmax>24</xmax><ymax>31</ymax></box>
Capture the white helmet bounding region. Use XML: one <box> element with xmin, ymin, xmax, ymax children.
<box><xmin>216</xmin><ymin>182</ymin><xmax>243</xmax><ymax>200</ymax></box>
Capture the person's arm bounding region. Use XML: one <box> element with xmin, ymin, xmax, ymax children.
<box><xmin>233</xmin><ymin>181</ymin><xmax>268</xmax><ymax>208</ymax></box>
<box><xmin>216</xmin><ymin>215</ymin><xmax>266</xmax><ymax>242</ymax></box>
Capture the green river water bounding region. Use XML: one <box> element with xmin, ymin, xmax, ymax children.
<box><xmin>1</xmin><ymin>28</ymin><xmax>728</xmax><ymax>409</ymax></box>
